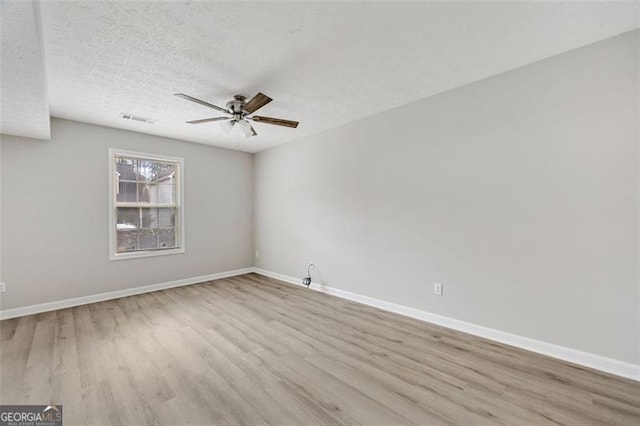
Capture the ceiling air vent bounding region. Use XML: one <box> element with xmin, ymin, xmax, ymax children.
<box><xmin>120</xmin><ymin>113</ymin><xmax>155</xmax><ymax>124</ymax></box>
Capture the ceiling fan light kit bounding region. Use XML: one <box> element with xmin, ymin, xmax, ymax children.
<box><xmin>220</xmin><ymin>119</ymin><xmax>234</xmax><ymax>134</ymax></box>
<box><xmin>175</xmin><ymin>92</ymin><xmax>299</xmax><ymax>138</ymax></box>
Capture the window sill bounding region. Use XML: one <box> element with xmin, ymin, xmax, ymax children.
<box><xmin>109</xmin><ymin>247</ymin><xmax>185</xmax><ymax>261</ymax></box>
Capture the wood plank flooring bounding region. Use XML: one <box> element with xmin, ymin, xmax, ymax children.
<box><xmin>1</xmin><ymin>273</ymin><xmax>639</xmax><ymax>425</ymax></box>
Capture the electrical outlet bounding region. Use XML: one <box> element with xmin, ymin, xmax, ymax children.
<box><xmin>309</xmin><ymin>261</ymin><xmax>314</xmax><ymax>269</ymax></box>
<box><xmin>433</xmin><ymin>282</ymin><xmax>443</xmax><ymax>296</ymax></box>
<box><xmin>0</xmin><ymin>282</ymin><xmax>6</xmax><ymax>293</ymax></box>
<box><xmin>255</xmin><ymin>251</ymin><xmax>260</xmax><ymax>258</ymax></box>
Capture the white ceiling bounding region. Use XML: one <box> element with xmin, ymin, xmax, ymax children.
<box><xmin>2</xmin><ymin>1</ymin><xmax>639</xmax><ymax>152</ymax></box>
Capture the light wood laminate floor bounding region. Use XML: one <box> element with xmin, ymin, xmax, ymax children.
<box><xmin>1</xmin><ymin>273</ymin><xmax>639</xmax><ymax>425</ymax></box>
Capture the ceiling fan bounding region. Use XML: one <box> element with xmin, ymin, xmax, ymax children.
<box><xmin>175</xmin><ymin>92</ymin><xmax>299</xmax><ymax>138</ymax></box>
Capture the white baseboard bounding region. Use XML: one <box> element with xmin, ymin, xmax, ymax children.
<box><xmin>253</xmin><ymin>268</ymin><xmax>640</xmax><ymax>382</ymax></box>
<box><xmin>0</xmin><ymin>267</ymin><xmax>254</xmax><ymax>320</ymax></box>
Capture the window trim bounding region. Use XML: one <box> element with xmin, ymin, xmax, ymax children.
<box><xmin>108</xmin><ymin>148</ymin><xmax>185</xmax><ymax>261</ymax></box>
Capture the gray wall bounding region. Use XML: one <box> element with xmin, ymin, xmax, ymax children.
<box><xmin>254</xmin><ymin>30</ymin><xmax>640</xmax><ymax>364</ymax></box>
<box><xmin>1</xmin><ymin>118</ymin><xmax>254</xmax><ymax>310</ymax></box>
<box><xmin>0</xmin><ymin>138</ymin><xmax>3</xmax><ymax>284</ymax></box>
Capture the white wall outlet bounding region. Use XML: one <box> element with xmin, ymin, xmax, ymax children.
<box><xmin>0</xmin><ymin>282</ymin><xmax>6</xmax><ymax>293</ymax></box>
<box><xmin>309</xmin><ymin>261</ymin><xmax>314</xmax><ymax>269</ymax></box>
<box><xmin>433</xmin><ymin>282</ymin><xmax>443</xmax><ymax>296</ymax></box>
<box><xmin>255</xmin><ymin>251</ymin><xmax>260</xmax><ymax>258</ymax></box>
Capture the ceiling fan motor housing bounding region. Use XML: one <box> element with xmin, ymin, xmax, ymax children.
<box><xmin>227</xmin><ymin>95</ymin><xmax>247</xmax><ymax>115</ymax></box>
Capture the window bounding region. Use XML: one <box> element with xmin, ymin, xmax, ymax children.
<box><xmin>109</xmin><ymin>149</ymin><xmax>184</xmax><ymax>260</ymax></box>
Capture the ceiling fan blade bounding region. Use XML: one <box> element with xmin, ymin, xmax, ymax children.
<box><xmin>250</xmin><ymin>125</ymin><xmax>257</xmax><ymax>137</ymax></box>
<box><xmin>174</xmin><ymin>93</ymin><xmax>229</xmax><ymax>114</ymax></box>
<box><xmin>243</xmin><ymin>92</ymin><xmax>272</xmax><ymax>114</ymax></box>
<box><xmin>186</xmin><ymin>117</ymin><xmax>231</xmax><ymax>124</ymax></box>
<box><xmin>252</xmin><ymin>116</ymin><xmax>299</xmax><ymax>128</ymax></box>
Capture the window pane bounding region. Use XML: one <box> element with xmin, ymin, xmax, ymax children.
<box><xmin>117</xmin><ymin>180</ymin><xmax>137</xmax><ymax>202</ymax></box>
<box><xmin>116</xmin><ymin>157</ymin><xmax>137</xmax><ymax>180</ymax></box>
<box><xmin>155</xmin><ymin>182</ymin><xmax>175</xmax><ymax>204</ymax></box>
<box><xmin>116</xmin><ymin>157</ymin><xmax>138</xmax><ymax>202</ymax></box>
<box><xmin>116</xmin><ymin>208</ymin><xmax>140</xmax><ymax>230</ymax></box>
<box><xmin>138</xmin><ymin>229</ymin><xmax>158</xmax><ymax>250</ymax></box>
<box><xmin>159</xmin><ymin>229</ymin><xmax>177</xmax><ymax>249</ymax></box>
<box><xmin>117</xmin><ymin>230</ymin><xmax>138</xmax><ymax>252</ymax></box>
<box><xmin>158</xmin><ymin>208</ymin><xmax>175</xmax><ymax>228</ymax></box>
<box><xmin>152</xmin><ymin>161</ymin><xmax>177</xmax><ymax>182</ymax></box>
<box><xmin>138</xmin><ymin>182</ymin><xmax>151</xmax><ymax>203</ymax></box>
<box><xmin>141</xmin><ymin>208</ymin><xmax>158</xmax><ymax>229</ymax></box>
<box><xmin>138</xmin><ymin>160</ymin><xmax>154</xmax><ymax>182</ymax></box>
<box><xmin>146</xmin><ymin>181</ymin><xmax>157</xmax><ymax>204</ymax></box>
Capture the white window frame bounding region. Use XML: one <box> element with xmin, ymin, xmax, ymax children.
<box><xmin>108</xmin><ymin>148</ymin><xmax>185</xmax><ymax>261</ymax></box>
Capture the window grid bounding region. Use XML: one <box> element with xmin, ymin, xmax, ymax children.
<box><xmin>109</xmin><ymin>150</ymin><xmax>184</xmax><ymax>260</ymax></box>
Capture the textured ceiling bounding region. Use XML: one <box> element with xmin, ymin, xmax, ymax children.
<box><xmin>4</xmin><ymin>1</ymin><xmax>640</xmax><ymax>152</ymax></box>
<box><xmin>0</xmin><ymin>0</ymin><xmax>50</xmax><ymax>139</ymax></box>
